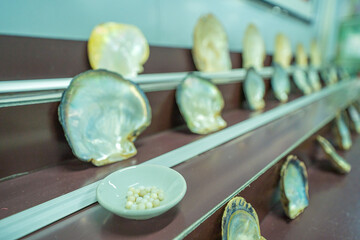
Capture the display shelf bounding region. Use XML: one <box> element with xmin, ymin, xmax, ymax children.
<box><xmin>0</xmin><ymin>80</ymin><xmax>356</xmax><ymax>239</ymax></box>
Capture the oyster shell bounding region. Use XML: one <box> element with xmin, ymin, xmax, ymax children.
<box><xmin>222</xmin><ymin>197</ymin><xmax>266</xmax><ymax>240</ymax></box>
<box><xmin>58</xmin><ymin>70</ymin><xmax>151</xmax><ymax>166</ymax></box>
<box><xmin>348</xmin><ymin>105</ymin><xmax>360</xmax><ymax>133</ymax></box>
<box><xmin>274</xmin><ymin>33</ymin><xmax>292</xmax><ymax>68</ymax></box>
<box><xmin>271</xmin><ymin>63</ymin><xmax>290</xmax><ymax>102</ymax></box>
<box><xmin>192</xmin><ymin>14</ymin><xmax>232</xmax><ymax>72</ymax></box>
<box><xmin>280</xmin><ymin>155</ymin><xmax>309</xmax><ymax>219</ymax></box>
<box><xmin>243</xmin><ymin>24</ymin><xmax>266</xmax><ymax>70</ymax></box>
<box><xmin>176</xmin><ymin>74</ymin><xmax>226</xmax><ymax>134</ymax></box>
<box><xmin>244</xmin><ymin>68</ymin><xmax>265</xmax><ymax>110</ymax></box>
<box><xmin>88</xmin><ymin>22</ymin><xmax>149</xmax><ymax>78</ymax></box>
<box><xmin>307</xmin><ymin>68</ymin><xmax>322</xmax><ymax>92</ymax></box>
<box><xmin>293</xmin><ymin>68</ymin><xmax>312</xmax><ymax>95</ymax></box>
<box><xmin>316</xmin><ymin>135</ymin><xmax>351</xmax><ymax>174</ymax></box>
<box><xmin>333</xmin><ymin>113</ymin><xmax>352</xmax><ymax>150</ymax></box>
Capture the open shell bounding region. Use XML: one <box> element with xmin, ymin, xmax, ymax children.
<box><xmin>176</xmin><ymin>74</ymin><xmax>226</xmax><ymax>134</ymax></box>
<box><xmin>348</xmin><ymin>105</ymin><xmax>360</xmax><ymax>133</ymax></box>
<box><xmin>333</xmin><ymin>113</ymin><xmax>352</xmax><ymax>150</ymax></box>
<box><xmin>192</xmin><ymin>14</ymin><xmax>232</xmax><ymax>72</ymax></box>
<box><xmin>280</xmin><ymin>155</ymin><xmax>309</xmax><ymax>219</ymax></box>
<box><xmin>316</xmin><ymin>135</ymin><xmax>351</xmax><ymax>174</ymax></box>
<box><xmin>271</xmin><ymin>63</ymin><xmax>290</xmax><ymax>102</ymax></box>
<box><xmin>58</xmin><ymin>70</ymin><xmax>151</xmax><ymax>166</ymax></box>
<box><xmin>244</xmin><ymin>68</ymin><xmax>265</xmax><ymax>110</ymax></box>
<box><xmin>243</xmin><ymin>24</ymin><xmax>266</xmax><ymax>70</ymax></box>
<box><xmin>222</xmin><ymin>197</ymin><xmax>266</xmax><ymax>240</ymax></box>
<box><xmin>293</xmin><ymin>68</ymin><xmax>312</xmax><ymax>95</ymax></box>
<box><xmin>88</xmin><ymin>22</ymin><xmax>149</xmax><ymax>78</ymax></box>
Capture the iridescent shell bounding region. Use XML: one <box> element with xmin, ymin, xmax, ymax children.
<box><xmin>244</xmin><ymin>68</ymin><xmax>265</xmax><ymax>110</ymax></box>
<box><xmin>192</xmin><ymin>14</ymin><xmax>232</xmax><ymax>72</ymax></box>
<box><xmin>58</xmin><ymin>70</ymin><xmax>151</xmax><ymax>166</ymax></box>
<box><xmin>88</xmin><ymin>22</ymin><xmax>149</xmax><ymax>78</ymax></box>
<box><xmin>243</xmin><ymin>24</ymin><xmax>266</xmax><ymax>70</ymax></box>
<box><xmin>271</xmin><ymin>63</ymin><xmax>290</xmax><ymax>102</ymax></box>
<box><xmin>176</xmin><ymin>74</ymin><xmax>226</xmax><ymax>134</ymax></box>
<box><xmin>333</xmin><ymin>113</ymin><xmax>352</xmax><ymax>150</ymax></box>
<box><xmin>280</xmin><ymin>155</ymin><xmax>309</xmax><ymax>219</ymax></box>
<box><xmin>293</xmin><ymin>68</ymin><xmax>312</xmax><ymax>95</ymax></box>
<box><xmin>222</xmin><ymin>197</ymin><xmax>266</xmax><ymax>240</ymax></box>
<box><xmin>348</xmin><ymin>105</ymin><xmax>360</xmax><ymax>133</ymax></box>
<box><xmin>316</xmin><ymin>135</ymin><xmax>351</xmax><ymax>174</ymax></box>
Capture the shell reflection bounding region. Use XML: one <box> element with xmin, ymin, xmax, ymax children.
<box><xmin>334</xmin><ymin>113</ymin><xmax>352</xmax><ymax>150</ymax></box>
<box><xmin>176</xmin><ymin>74</ymin><xmax>226</xmax><ymax>134</ymax></box>
<box><xmin>88</xmin><ymin>22</ymin><xmax>149</xmax><ymax>78</ymax></box>
<box><xmin>222</xmin><ymin>197</ymin><xmax>265</xmax><ymax>240</ymax></box>
<box><xmin>280</xmin><ymin>155</ymin><xmax>309</xmax><ymax>219</ymax></box>
<box><xmin>316</xmin><ymin>135</ymin><xmax>351</xmax><ymax>174</ymax></box>
<box><xmin>58</xmin><ymin>70</ymin><xmax>151</xmax><ymax>166</ymax></box>
<box><xmin>244</xmin><ymin>68</ymin><xmax>265</xmax><ymax>110</ymax></box>
<box><xmin>192</xmin><ymin>14</ymin><xmax>232</xmax><ymax>72</ymax></box>
<box><xmin>271</xmin><ymin>64</ymin><xmax>290</xmax><ymax>102</ymax></box>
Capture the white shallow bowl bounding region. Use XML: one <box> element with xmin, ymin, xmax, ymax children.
<box><xmin>97</xmin><ymin>164</ymin><xmax>187</xmax><ymax>220</ymax></box>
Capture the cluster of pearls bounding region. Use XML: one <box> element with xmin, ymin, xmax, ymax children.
<box><xmin>125</xmin><ymin>186</ymin><xmax>164</xmax><ymax>210</ymax></box>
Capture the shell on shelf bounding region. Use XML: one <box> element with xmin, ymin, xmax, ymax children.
<box><xmin>88</xmin><ymin>22</ymin><xmax>149</xmax><ymax>78</ymax></box>
<box><xmin>348</xmin><ymin>105</ymin><xmax>360</xmax><ymax>133</ymax></box>
<box><xmin>176</xmin><ymin>74</ymin><xmax>226</xmax><ymax>134</ymax></box>
<box><xmin>293</xmin><ymin>69</ymin><xmax>312</xmax><ymax>95</ymax></box>
<box><xmin>192</xmin><ymin>13</ymin><xmax>232</xmax><ymax>72</ymax></box>
<box><xmin>58</xmin><ymin>70</ymin><xmax>151</xmax><ymax>166</ymax></box>
<box><xmin>271</xmin><ymin>63</ymin><xmax>290</xmax><ymax>103</ymax></box>
<box><xmin>333</xmin><ymin>113</ymin><xmax>352</xmax><ymax>150</ymax></box>
<box><xmin>280</xmin><ymin>155</ymin><xmax>309</xmax><ymax>219</ymax></box>
<box><xmin>316</xmin><ymin>135</ymin><xmax>351</xmax><ymax>174</ymax></box>
<box><xmin>244</xmin><ymin>68</ymin><xmax>266</xmax><ymax>110</ymax></box>
<box><xmin>243</xmin><ymin>24</ymin><xmax>266</xmax><ymax>70</ymax></box>
<box><xmin>274</xmin><ymin>33</ymin><xmax>292</xmax><ymax>68</ymax></box>
<box><xmin>222</xmin><ymin>197</ymin><xmax>266</xmax><ymax>240</ymax></box>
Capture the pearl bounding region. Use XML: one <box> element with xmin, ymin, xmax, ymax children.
<box><xmin>137</xmin><ymin>203</ymin><xmax>146</xmax><ymax>210</ymax></box>
<box><xmin>125</xmin><ymin>201</ymin><xmax>133</xmax><ymax>209</ymax></box>
<box><xmin>128</xmin><ymin>196</ymin><xmax>135</xmax><ymax>202</ymax></box>
<box><xmin>150</xmin><ymin>193</ymin><xmax>158</xmax><ymax>199</ymax></box>
<box><xmin>146</xmin><ymin>202</ymin><xmax>153</xmax><ymax>209</ymax></box>
<box><xmin>158</xmin><ymin>192</ymin><xmax>164</xmax><ymax>201</ymax></box>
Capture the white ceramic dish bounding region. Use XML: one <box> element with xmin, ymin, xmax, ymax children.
<box><xmin>97</xmin><ymin>164</ymin><xmax>187</xmax><ymax>220</ymax></box>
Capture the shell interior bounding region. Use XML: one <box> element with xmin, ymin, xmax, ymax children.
<box><xmin>307</xmin><ymin>68</ymin><xmax>322</xmax><ymax>92</ymax></box>
<box><xmin>316</xmin><ymin>135</ymin><xmax>351</xmax><ymax>174</ymax></box>
<box><xmin>88</xmin><ymin>22</ymin><xmax>149</xmax><ymax>78</ymax></box>
<box><xmin>222</xmin><ymin>197</ymin><xmax>264</xmax><ymax>240</ymax></box>
<box><xmin>348</xmin><ymin>105</ymin><xmax>360</xmax><ymax>133</ymax></box>
<box><xmin>244</xmin><ymin>68</ymin><xmax>265</xmax><ymax>110</ymax></box>
<box><xmin>176</xmin><ymin>74</ymin><xmax>227</xmax><ymax>134</ymax></box>
<box><xmin>271</xmin><ymin>63</ymin><xmax>290</xmax><ymax>102</ymax></box>
<box><xmin>334</xmin><ymin>114</ymin><xmax>352</xmax><ymax>150</ymax></box>
<box><xmin>274</xmin><ymin>33</ymin><xmax>292</xmax><ymax>68</ymax></box>
<box><xmin>293</xmin><ymin>68</ymin><xmax>312</xmax><ymax>95</ymax></box>
<box><xmin>192</xmin><ymin>13</ymin><xmax>232</xmax><ymax>72</ymax></box>
<box><xmin>243</xmin><ymin>24</ymin><xmax>266</xmax><ymax>70</ymax></box>
<box><xmin>58</xmin><ymin>70</ymin><xmax>151</xmax><ymax>166</ymax></box>
<box><xmin>280</xmin><ymin>155</ymin><xmax>309</xmax><ymax>219</ymax></box>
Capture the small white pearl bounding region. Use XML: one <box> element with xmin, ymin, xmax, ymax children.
<box><xmin>136</xmin><ymin>197</ymin><xmax>143</xmax><ymax>203</ymax></box>
<box><xmin>131</xmin><ymin>204</ymin><xmax>137</xmax><ymax>210</ymax></box>
<box><xmin>139</xmin><ymin>190</ymin><xmax>147</xmax><ymax>197</ymax></box>
<box><xmin>128</xmin><ymin>196</ymin><xmax>135</xmax><ymax>202</ymax></box>
<box><xmin>144</xmin><ymin>194</ymin><xmax>150</xmax><ymax>199</ymax></box>
<box><xmin>153</xmin><ymin>199</ymin><xmax>160</xmax><ymax>207</ymax></box>
<box><xmin>129</xmin><ymin>187</ymin><xmax>135</xmax><ymax>192</ymax></box>
<box><xmin>134</xmin><ymin>193</ymin><xmax>139</xmax><ymax>198</ymax></box>
<box><xmin>149</xmin><ymin>198</ymin><xmax>154</xmax><ymax>203</ymax></box>
<box><xmin>141</xmin><ymin>198</ymin><xmax>148</xmax><ymax>204</ymax></box>
<box><xmin>137</xmin><ymin>203</ymin><xmax>145</xmax><ymax>210</ymax></box>
<box><xmin>125</xmin><ymin>201</ymin><xmax>133</xmax><ymax>209</ymax></box>
<box><xmin>134</xmin><ymin>189</ymin><xmax>140</xmax><ymax>194</ymax></box>
<box><xmin>150</xmin><ymin>193</ymin><xmax>158</xmax><ymax>199</ymax></box>
<box><xmin>146</xmin><ymin>202</ymin><xmax>153</xmax><ymax>209</ymax></box>
<box><xmin>139</xmin><ymin>186</ymin><xmax>145</xmax><ymax>191</ymax></box>
<box><xmin>158</xmin><ymin>192</ymin><xmax>164</xmax><ymax>201</ymax></box>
